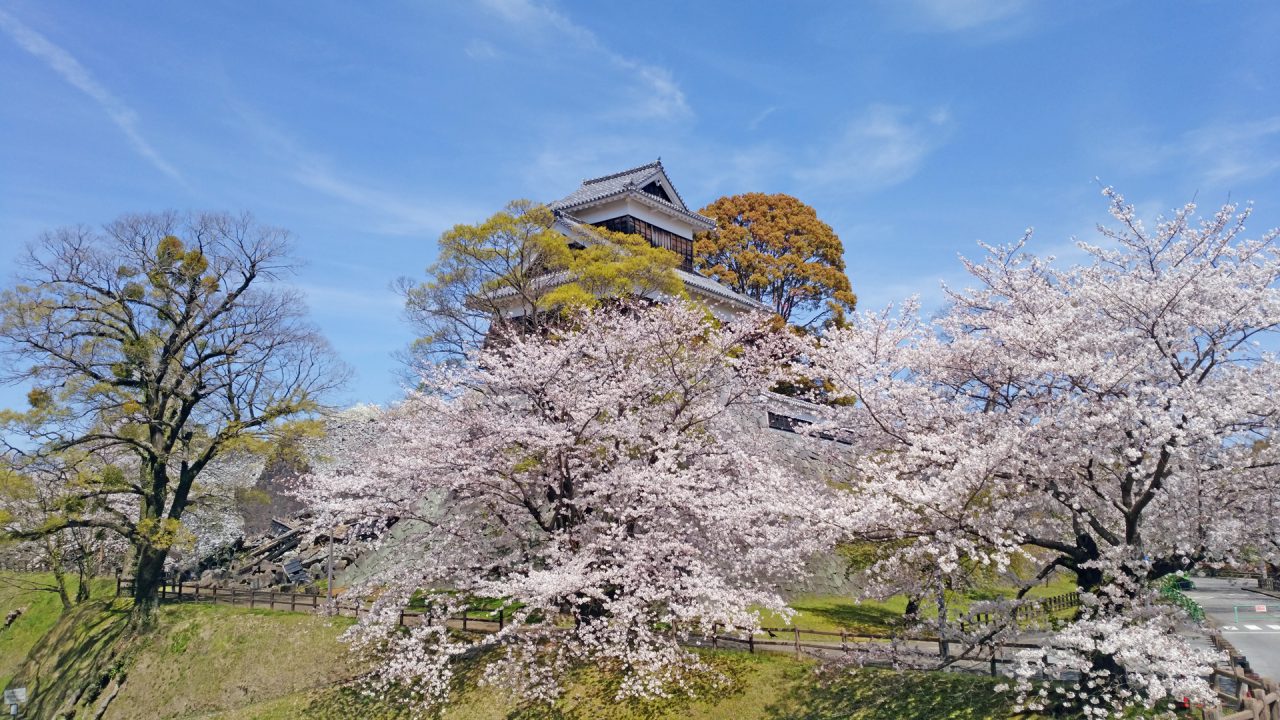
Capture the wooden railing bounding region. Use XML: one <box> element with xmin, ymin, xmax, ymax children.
<box><xmin>118</xmin><ymin>578</ymin><xmax>1278</xmax><ymax>715</ymax></box>
<box><xmin>115</xmin><ymin>577</ymin><xmax>509</xmax><ymax>629</ymax></box>
<box><xmin>1205</xmin><ymin>667</ymin><xmax>1280</xmax><ymax>720</ymax></box>
<box><xmin>962</xmin><ymin>590</ymin><xmax>1080</xmax><ymax>629</ymax></box>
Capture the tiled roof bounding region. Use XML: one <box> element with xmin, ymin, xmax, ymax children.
<box><xmin>550</xmin><ymin>160</ymin><xmax>715</xmax><ymax>230</ymax></box>
<box><xmin>557</xmin><ymin>214</ymin><xmax>763</xmax><ymax>310</ymax></box>
<box><xmin>673</xmin><ymin>267</ymin><xmax>767</xmax><ymax>310</ymax></box>
<box><xmin>479</xmin><ymin>214</ymin><xmax>766</xmax><ymax>313</ymax></box>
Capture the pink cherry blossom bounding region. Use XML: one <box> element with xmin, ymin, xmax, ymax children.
<box><xmin>806</xmin><ymin>189</ymin><xmax>1278</xmax><ymax>714</ymax></box>
<box><xmin>298</xmin><ymin>302</ymin><xmax>834</xmax><ymax>707</ymax></box>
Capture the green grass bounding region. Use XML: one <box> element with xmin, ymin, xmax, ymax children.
<box><xmin>0</xmin><ymin>571</ymin><xmax>113</xmax><ymax>690</ymax></box>
<box><xmin>758</xmin><ymin>573</ymin><xmax>1081</xmax><ymax>635</ymax></box>
<box><xmin>194</xmin><ymin>649</ymin><xmax>1051</xmax><ymax>720</ymax></box>
<box><xmin>100</xmin><ymin>603</ymin><xmax>358</xmax><ymax>719</ymax></box>
<box><xmin>11</xmin><ymin>598</ymin><xmax>136</xmax><ymax>718</ymax></box>
<box><xmin>2</xmin><ymin>573</ymin><xmax>1166</xmax><ymax>720</ymax></box>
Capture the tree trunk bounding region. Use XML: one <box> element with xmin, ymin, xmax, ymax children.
<box><xmin>935</xmin><ymin>582</ymin><xmax>950</xmax><ymax>660</ymax></box>
<box><xmin>131</xmin><ymin>542</ymin><xmax>169</xmax><ymax>615</ymax></box>
<box><xmin>45</xmin><ymin>537</ymin><xmax>72</xmax><ymax>611</ymax></box>
<box><xmin>75</xmin><ymin>561</ymin><xmax>91</xmax><ymax>603</ymax></box>
<box><xmin>904</xmin><ymin>595</ymin><xmax>922</xmax><ymax>620</ymax></box>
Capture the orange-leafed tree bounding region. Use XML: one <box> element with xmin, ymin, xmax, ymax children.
<box><xmin>695</xmin><ymin>193</ymin><xmax>856</xmax><ymax>328</ymax></box>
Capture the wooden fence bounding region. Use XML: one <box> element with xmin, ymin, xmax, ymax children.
<box><xmin>1205</xmin><ymin>667</ymin><xmax>1280</xmax><ymax>720</ymax></box>
<box><xmin>115</xmin><ymin>577</ymin><xmax>509</xmax><ymax>630</ymax></box>
<box><xmin>964</xmin><ymin>590</ymin><xmax>1080</xmax><ymax>628</ymax></box>
<box><xmin>118</xmin><ymin>578</ymin><xmax>1279</xmax><ymax>715</ymax></box>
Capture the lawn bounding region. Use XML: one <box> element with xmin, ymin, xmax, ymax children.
<box><xmin>0</xmin><ymin>571</ymin><xmax>114</xmax><ymax>689</ymax></box>
<box><xmin>197</xmin><ymin>649</ymin><xmax>1051</xmax><ymax>720</ymax></box>
<box><xmin>0</xmin><ymin>570</ymin><xmax>1174</xmax><ymax>720</ymax></box>
<box><xmin>758</xmin><ymin>571</ymin><xmax>1081</xmax><ymax>634</ymax></box>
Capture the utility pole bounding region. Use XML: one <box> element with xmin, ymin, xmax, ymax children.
<box><xmin>326</xmin><ymin>525</ymin><xmax>335</xmax><ymax>611</ymax></box>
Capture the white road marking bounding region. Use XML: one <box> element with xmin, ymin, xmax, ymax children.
<box><xmin>1244</xmin><ymin>624</ymin><xmax>1263</xmax><ymax>630</ymax></box>
<box><xmin>1222</xmin><ymin>625</ymin><xmax>1238</xmax><ymax>630</ymax></box>
<box><xmin>1269</xmin><ymin>625</ymin><xmax>1280</xmax><ymax>630</ymax></box>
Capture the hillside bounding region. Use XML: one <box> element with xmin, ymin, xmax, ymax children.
<box><xmin>0</xmin><ymin>580</ymin><xmax>1049</xmax><ymax>719</ymax></box>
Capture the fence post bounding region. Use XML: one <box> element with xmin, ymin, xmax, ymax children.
<box><xmin>462</xmin><ymin>611</ymin><xmax>468</xmax><ymax>631</ymax></box>
<box><xmin>840</xmin><ymin>629</ymin><xmax>847</xmax><ymax>653</ymax></box>
<box><xmin>794</xmin><ymin>627</ymin><xmax>801</xmax><ymax>660</ymax></box>
<box><xmin>498</xmin><ymin>608</ymin><xmax>504</xmax><ymax>631</ymax></box>
<box><xmin>291</xmin><ymin>593</ymin><xmax>297</xmax><ymax>612</ymax></box>
<box><xmin>748</xmin><ymin>632</ymin><xmax>754</xmax><ymax>654</ymax></box>
<box><xmin>250</xmin><ymin>590</ymin><xmax>256</xmax><ymax>609</ymax></box>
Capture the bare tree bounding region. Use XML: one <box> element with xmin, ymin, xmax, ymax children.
<box><xmin>0</xmin><ymin>211</ymin><xmax>347</xmax><ymax>614</ymax></box>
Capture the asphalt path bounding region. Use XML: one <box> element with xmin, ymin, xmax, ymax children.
<box><xmin>1184</xmin><ymin>576</ymin><xmax>1280</xmax><ymax>680</ymax></box>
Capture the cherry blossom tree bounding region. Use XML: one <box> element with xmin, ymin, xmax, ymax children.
<box><xmin>299</xmin><ymin>302</ymin><xmax>832</xmax><ymax>706</ymax></box>
<box><xmin>806</xmin><ymin>189</ymin><xmax>1280</xmax><ymax>715</ymax></box>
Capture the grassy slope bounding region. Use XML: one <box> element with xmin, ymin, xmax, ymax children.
<box><xmin>761</xmin><ymin>573</ymin><xmax>1081</xmax><ymax>634</ymax></box>
<box><xmin>196</xmin><ymin>650</ymin><xmax>1042</xmax><ymax>720</ymax></box>
<box><xmin>0</xmin><ymin>571</ymin><xmax>113</xmax><ymax>690</ymax></box>
<box><xmin>102</xmin><ymin>604</ymin><xmax>358</xmax><ymax>720</ymax></box>
<box><xmin>7</xmin><ymin>596</ymin><xmax>1046</xmax><ymax>720</ymax></box>
<box><xmin>2</xmin><ymin>571</ymin><xmax>1094</xmax><ymax>719</ymax></box>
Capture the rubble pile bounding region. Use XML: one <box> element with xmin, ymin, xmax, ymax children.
<box><xmin>186</xmin><ymin>515</ymin><xmax>358</xmax><ymax>593</ymax></box>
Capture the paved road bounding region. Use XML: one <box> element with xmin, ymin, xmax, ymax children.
<box><xmin>1184</xmin><ymin>577</ymin><xmax>1280</xmax><ymax>680</ymax></box>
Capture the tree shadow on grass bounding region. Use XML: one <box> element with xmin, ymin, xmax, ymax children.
<box><xmin>11</xmin><ymin>600</ymin><xmax>135</xmax><ymax>719</ymax></box>
<box><xmin>789</xmin><ymin>600</ymin><xmax>904</xmax><ymax>633</ymax></box>
<box><xmin>304</xmin><ymin>648</ymin><xmax>758</xmax><ymax>720</ymax></box>
<box><xmin>762</xmin><ymin>666</ymin><xmax>1030</xmax><ymax>720</ymax></box>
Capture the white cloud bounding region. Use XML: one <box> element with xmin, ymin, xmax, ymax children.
<box><xmin>1103</xmin><ymin>116</ymin><xmax>1280</xmax><ymax>189</ymax></box>
<box><xmin>1183</xmin><ymin>116</ymin><xmax>1280</xmax><ymax>185</ymax></box>
<box><xmin>0</xmin><ymin>9</ymin><xmax>182</xmax><ymax>181</ymax></box>
<box><xmin>477</xmin><ymin>0</ymin><xmax>690</xmax><ymax>120</ymax></box>
<box><xmin>292</xmin><ymin>282</ymin><xmax>402</xmax><ymax>315</ymax></box>
<box><xmin>895</xmin><ymin>0</ymin><xmax>1030</xmax><ymax>33</ymax></box>
<box><xmin>748</xmin><ymin>106</ymin><xmax>777</xmax><ymax>131</ymax></box>
<box><xmin>464</xmin><ymin>39</ymin><xmax>499</xmax><ymax>60</ymax></box>
<box><xmin>797</xmin><ymin>104</ymin><xmax>952</xmax><ymax>192</ymax></box>
<box><xmin>290</xmin><ymin>159</ymin><xmax>471</xmax><ymax>236</ymax></box>
<box><xmin>229</xmin><ymin>103</ymin><xmax>474</xmax><ymax>236</ymax></box>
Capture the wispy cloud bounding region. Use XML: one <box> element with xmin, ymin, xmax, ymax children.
<box><xmin>1102</xmin><ymin>116</ymin><xmax>1280</xmax><ymax>189</ymax></box>
<box><xmin>748</xmin><ymin>106</ymin><xmax>777</xmax><ymax>131</ymax></box>
<box><xmin>290</xmin><ymin>158</ymin><xmax>469</xmax><ymax>236</ymax></box>
<box><xmin>464</xmin><ymin>39</ymin><xmax>499</xmax><ymax>60</ymax></box>
<box><xmin>0</xmin><ymin>9</ymin><xmax>181</xmax><ymax>181</ymax></box>
<box><xmin>228</xmin><ymin>104</ymin><xmax>475</xmax><ymax>236</ymax></box>
<box><xmin>1184</xmin><ymin>116</ymin><xmax>1280</xmax><ymax>185</ymax></box>
<box><xmin>478</xmin><ymin>0</ymin><xmax>690</xmax><ymax>120</ymax></box>
<box><xmin>893</xmin><ymin>0</ymin><xmax>1031</xmax><ymax>33</ymax></box>
<box><xmin>292</xmin><ymin>282</ymin><xmax>402</xmax><ymax>315</ymax></box>
<box><xmin>797</xmin><ymin>104</ymin><xmax>952</xmax><ymax>191</ymax></box>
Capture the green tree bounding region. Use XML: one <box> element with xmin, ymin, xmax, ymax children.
<box><xmin>695</xmin><ymin>192</ymin><xmax>856</xmax><ymax>327</ymax></box>
<box><xmin>0</xmin><ymin>212</ymin><xmax>346</xmax><ymax>614</ymax></box>
<box><xmin>400</xmin><ymin>200</ymin><xmax>684</xmax><ymax>363</ymax></box>
<box><xmin>0</xmin><ymin>456</ymin><xmax>119</xmax><ymax>610</ymax></box>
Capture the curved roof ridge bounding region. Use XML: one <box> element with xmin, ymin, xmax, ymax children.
<box><xmin>581</xmin><ymin>159</ymin><xmax>663</xmax><ymax>185</ymax></box>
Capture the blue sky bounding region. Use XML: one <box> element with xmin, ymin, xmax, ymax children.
<box><xmin>2</xmin><ymin>1</ymin><xmax>1279</xmax><ymax>408</ymax></box>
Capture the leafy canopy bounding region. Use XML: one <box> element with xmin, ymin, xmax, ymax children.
<box><xmin>0</xmin><ymin>211</ymin><xmax>345</xmax><ymax>609</ymax></box>
<box><xmin>401</xmin><ymin>200</ymin><xmax>683</xmax><ymax>363</ymax></box>
<box><xmin>695</xmin><ymin>192</ymin><xmax>856</xmax><ymax>327</ymax></box>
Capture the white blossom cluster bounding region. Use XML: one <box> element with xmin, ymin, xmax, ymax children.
<box><xmin>805</xmin><ymin>190</ymin><xmax>1280</xmax><ymax>712</ymax></box>
<box><xmin>298</xmin><ymin>302</ymin><xmax>833</xmax><ymax>707</ymax></box>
